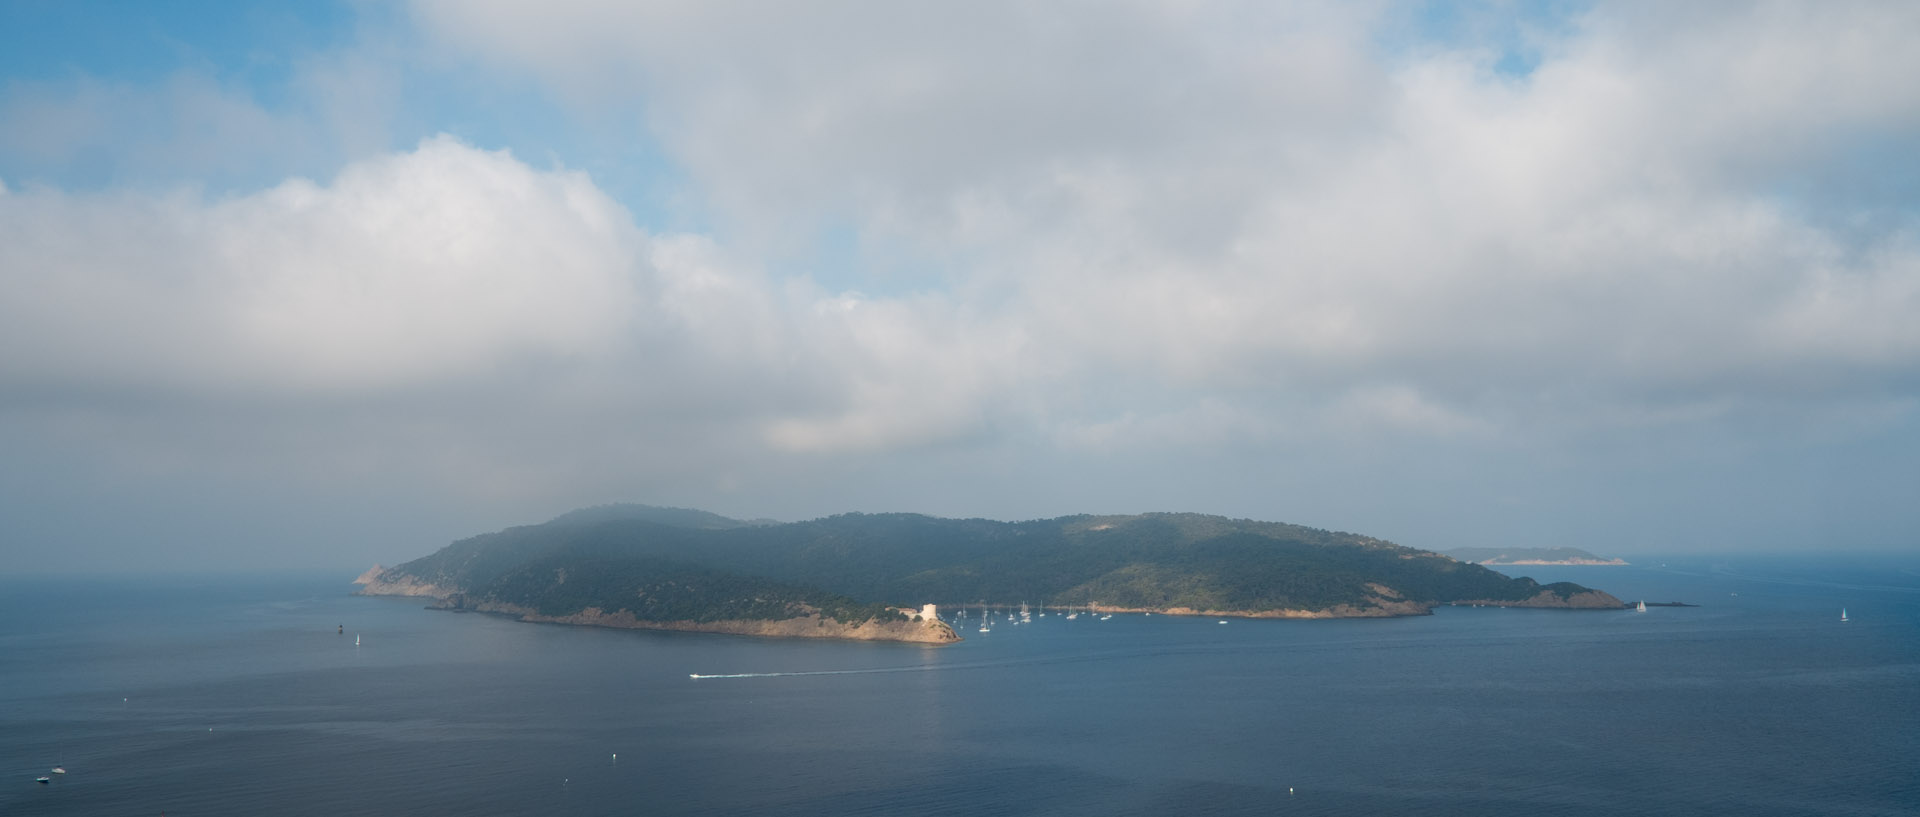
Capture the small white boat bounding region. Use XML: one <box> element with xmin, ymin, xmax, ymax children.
<box><xmin>1635</xmin><ymin>601</ymin><xmax>1647</xmax><ymax>613</ymax></box>
<box><xmin>50</xmin><ymin>767</ymin><xmax>65</xmax><ymax>775</ymax></box>
<box><xmin>36</xmin><ymin>777</ymin><xmax>50</xmax><ymax>784</ymax></box>
<box><xmin>1841</xmin><ymin>608</ymin><xmax>1849</xmax><ymax>622</ymax></box>
<box><xmin>355</xmin><ymin>634</ymin><xmax>361</xmax><ymax>646</ymax></box>
<box><xmin>1217</xmin><ymin>620</ymin><xmax>1228</xmax><ymax>624</ymax></box>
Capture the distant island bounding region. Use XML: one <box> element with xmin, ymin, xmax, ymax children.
<box><xmin>1444</xmin><ymin>547</ymin><xmax>1628</xmax><ymax>566</ymax></box>
<box><xmin>357</xmin><ymin>505</ymin><xmax>1626</xmax><ymax>643</ymax></box>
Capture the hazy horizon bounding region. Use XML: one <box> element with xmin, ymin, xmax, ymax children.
<box><xmin>10</xmin><ymin>501</ymin><xmax>1914</xmax><ymax>579</ymax></box>
<box><xmin>5</xmin><ymin>2</ymin><xmax>1918</xmax><ymax>574</ymax></box>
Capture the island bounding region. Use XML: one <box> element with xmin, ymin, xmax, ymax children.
<box><xmin>1443</xmin><ymin>546</ymin><xmax>1629</xmax><ymax>566</ymax></box>
<box><xmin>357</xmin><ymin>505</ymin><xmax>1626</xmax><ymax>643</ymax></box>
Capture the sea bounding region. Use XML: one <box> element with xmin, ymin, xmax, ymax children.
<box><xmin>3</xmin><ymin>555</ymin><xmax>1916</xmax><ymax>816</ymax></box>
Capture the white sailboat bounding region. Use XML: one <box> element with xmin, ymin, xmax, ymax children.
<box><xmin>1841</xmin><ymin>608</ymin><xmax>1849</xmax><ymax>622</ymax></box>
<box><xmin>1635</xmin><ymin>601</ymin><xmax>1647</xmax><ymax>613</ymax></box>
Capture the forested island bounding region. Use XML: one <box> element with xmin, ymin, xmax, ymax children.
<box><xmin>356</xmin><ymin>505</ymin><xmax>1625</xmax><ymax>643</ymax></box>
<box><xmin>1444</xmin><ymin>546</ymin><xmax>1629</xmax><ymax>566</ymax></box>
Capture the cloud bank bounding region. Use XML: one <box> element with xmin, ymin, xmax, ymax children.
<box><xmin>4</xmin><ymin>1</ymin><xmax>1918</xmax><ymax>568</ymax></box>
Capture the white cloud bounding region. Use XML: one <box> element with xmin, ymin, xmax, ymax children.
<box><xmin>403</xmin><ymin>1</ymin><xmax>1920</xmax><ymax>450</ymax></box>
<box><xmin>8</xmin><ymin>1</ymin><xmax>1920</xmax><ymax>567</ymax></box>
<box><xmin>762</xmin><ymin>288</ymin><xmax>1031</xmax><ymax>452</ymax></box>
<box><xmin>0</xmin><ymin>135</ymin><xmax>1037</xmax><ymax>516</ymax></box>
<box><xmin>12</xmin><ymin>2</ymin><xmax>1917</xmax><ymax>466</ymax></box>
<box><xmin>0</xmin><ymin>136</ymin><xmax>645</xmax><ymax>393</ymax></box>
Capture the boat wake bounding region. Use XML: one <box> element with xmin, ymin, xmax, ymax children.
<box><xmin>690</xmin><ymin>666</ymin><xmax>941</xmax><ymax>680</ymax></box>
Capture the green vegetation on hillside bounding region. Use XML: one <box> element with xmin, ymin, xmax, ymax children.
<box><xmin>374</xmin><ymin>505</ymin><xmax>1614</xmax><ymax>620</ymax></box>
<box><xmin>483</xmin><ymin>555</ymin><xmax>896</xmax><ymax>624</ymax></box>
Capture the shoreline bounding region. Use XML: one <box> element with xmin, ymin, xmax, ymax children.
<box><xmin>355</xmin><ymin>586</ymin><xmax>963</xmax><ymax>645</ymax></box>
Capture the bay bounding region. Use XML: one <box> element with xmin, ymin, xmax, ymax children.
<box><xmin>3</xmin><ymin>555</ymin><xmax>1916</xmax><ymax>815</ymax></box>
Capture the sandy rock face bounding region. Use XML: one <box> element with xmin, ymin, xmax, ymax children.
<box><xmin>354</xmin><ymin>567</ymin><xmax>460</xmax><ymax>599</ymax></box>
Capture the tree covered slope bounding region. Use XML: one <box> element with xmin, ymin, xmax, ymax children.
<box><xmin>362</xmin><ymin>505</ymin><xmax>1622</xmax><ymax>621</ymax></box>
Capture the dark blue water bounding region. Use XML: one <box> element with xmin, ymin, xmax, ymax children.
<box><xmin>4</xmin><ymin>556</ymin><xmax>1916</xmax><ymax>815</ymax></box>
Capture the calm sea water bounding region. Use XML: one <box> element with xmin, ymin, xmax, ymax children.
<box><xmin>3</xmin><ymin>555</ymin><xmax>1916</xmax><ymax>816</ymax></box>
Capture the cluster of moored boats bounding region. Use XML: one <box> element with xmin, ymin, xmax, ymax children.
<box><xmin>956</xmin><ymin>604</ymin><xmax>1114</xmax><ymax>633</ymax></box>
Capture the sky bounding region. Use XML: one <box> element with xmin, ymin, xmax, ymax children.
<box><xmin>3</xmin><ymin>1</ymin><xmax>1918</xmax><ymax>573</ymax></box>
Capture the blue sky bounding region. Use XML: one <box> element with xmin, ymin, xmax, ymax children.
<box><xmin>3</xmin><ymin>1</ymin><xmax>1918</xmax><ymax>572</ymax></box>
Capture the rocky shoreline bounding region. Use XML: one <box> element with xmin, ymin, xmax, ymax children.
<box><xmin>374</xmin><ymin>585</ymin><xmax>1626</xmax><ymax>635</ymax></box>
<box><xmin>1088</xmin><ymin>601</ymin><xmax>1429</xmax><ymax>619</ymax></box>
<box><xmin>355</xmin><ymin>566</ymin><xmax>961</xmax><ymax>645</ymax></box>
<box><xmin>1087</xmin><ymin>586</ymin><xmax>1623</xmax><ymax>619</ymax></box>
<box><xmin>437</xmin><ymin>597</ymin><xmax>962</xmax><ymax>644</ymax></box>
<box><xmin>354</xmin><ymin>558</ymin><xmax>1623</xmax><ymax>643</ymax></box>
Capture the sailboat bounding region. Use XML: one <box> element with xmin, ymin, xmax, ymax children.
<box><xmin>1841</xmin><ymin>608</ymin><xmax>1849</xmax><ymax>622</ymax></box>
<box><xmin>1635</xmin><ymin>601</ymin><xmax>1647</xmax><ymax>613</ymax></box>
<box><xmin>355</xmin><ymin>634</ymin><xmax>361</xmax><ymax>646</ymax></box>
